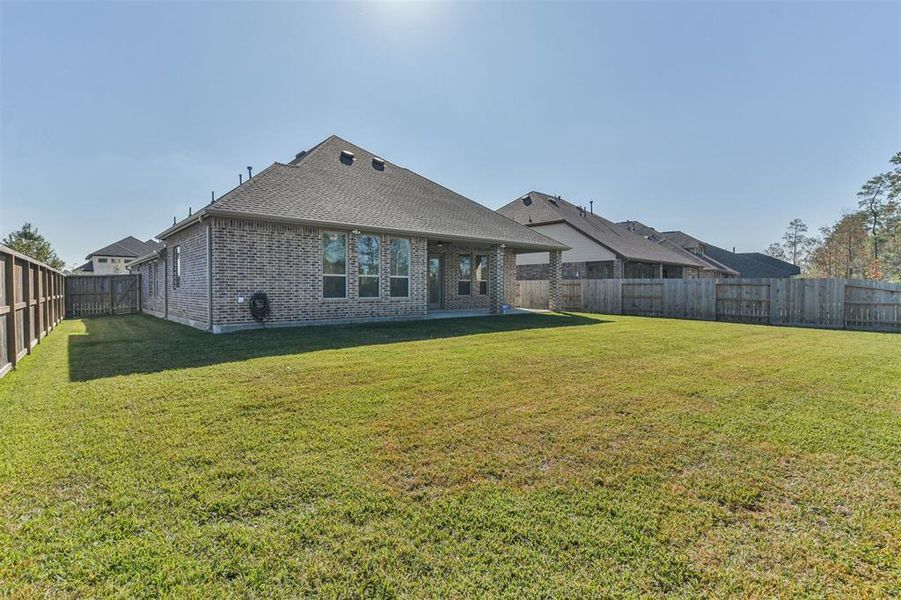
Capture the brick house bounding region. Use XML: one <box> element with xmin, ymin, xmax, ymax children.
<box><xmin>497</xmin><ymin>192</ymin><xmax>709</xmax><ymax>279</ymax></box>
<box><xmin>129</xmin><ymin>136</ymin><xmax>567</xmax><ymax>333</ymax></box>
<box><xmin>617</xmin><ymin>222</ymin><xmax>739</xmax><ymax>278</ymax></box>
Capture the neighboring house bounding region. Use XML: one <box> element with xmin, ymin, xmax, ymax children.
<box><xmin>75</xmin><ymin>236</ymin><xmax>162</xmax><ymax>275</ymax></box>
<box><xmin>618</xmin><ymin>222</ymin><xmax>739</xmax><ymax>278</ymax></box>
<box><xmin>704</xmin><ymin>245</ymin><xmax>801</xmax><ymax>278</ymax></box>
<box><xmin>129</xmin><ymin>135</ymin><xmax>567</xmax><ymax>333</ymax></box>
<box><xmin>619</xmin><ymin>221</ymin><xmax>799</xmax><ymax>278</ymax></box>
<box><xmin>496</xmin><ymin>192</ymin><xmax>709</xmax><ymax>279</ymax></box>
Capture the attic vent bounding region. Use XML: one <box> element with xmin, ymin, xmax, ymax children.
<box><xmin>295</xmin><ymin>151</ymin><xmax>306</xmax><ymax>160</ymax></box>
<box><xmin>548</xmin><ymin>196</ymin><xmax>558</xmax><ymax>206</ymax></box>
<box><xmin>340</xmin><ymin>150</ymin><xmax>355</xmax><ymax>164</ymax></box>
<box><xmin>522</xmin><ymin>196</ymin><xmax>532</xmax><ymax>206</ymax></box>
<box><xmin>372</xmin><ymin>157</ymin><xmax>385</xmax><ymax>171</ymax></box>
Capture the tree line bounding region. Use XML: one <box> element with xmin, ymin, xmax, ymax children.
<box><xmin>765</xmin><ymin>152</ymin><xmax>901</xmax><ymax>282</ymax></box>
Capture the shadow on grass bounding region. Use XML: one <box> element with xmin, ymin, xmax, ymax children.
<box><xmin>68</xmin><ymin>312</ymin><xmax>608</xmax><ymax>381</ymax></box>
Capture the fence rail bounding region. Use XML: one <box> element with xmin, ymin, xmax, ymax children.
<box><xmin>1</xmin><ymin>245</ymin><xmax>66</xmax><ymax>378</ymax></box>
<box><xmin>515</xmin><ymin>278</ymin><xmax>901</xmax><ymax>333</ymax></box>
<box><xmin>65</xmin><ymin>275</ymin><xmax>141</xmax><ymax>317</ymax></box>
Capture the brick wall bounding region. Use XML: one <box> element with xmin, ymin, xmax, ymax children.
<box><xmin>166</xmin><ymin>222</ymin><xmax>211</xmax><ymax>328</ymax></box>
<box><xmin>132</xmin><ymin>257</ymin><xmax>166</xmax><ymax>317</ymax></box>
<box><xmin>211</xmin><ymin>218</ymin><xmax>427</xmax><ymax>330</ymax></box>
<box><xmin>503</xmin><ymin>248</ymin><xmax>516</xmax><ymax>306</ymax></box>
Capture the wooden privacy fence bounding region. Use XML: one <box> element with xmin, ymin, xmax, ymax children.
<box><xmin>65</xmin><ymin>275</ymin><xmax>141</xmax><ymax>317</ymax></box>
<box><xmin>1</xmin><ymin>245</ymin><xmax>66</xmax><ymax>378</ymax></box>
<box><xmin>515</xmin><ymin>278</ymin><xmax>901</xmax><ymax>333</ymax></box>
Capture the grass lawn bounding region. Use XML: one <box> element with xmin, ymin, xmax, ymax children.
<box><xmin>1</xmin><ymin>313</ymin><xmax>899</xmax><ymax>597</ymax></box>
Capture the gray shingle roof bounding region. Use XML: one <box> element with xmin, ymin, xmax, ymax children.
<box><xmin>85</xmin><ymin>236</ymin><xmax>162</xmax><ymax>260</ymax></box>
<box><xmin>159</xmin><ymin>136</ymin><xmax>566</xmax><ymax>252</ymax></box>
<box><xmin>497</xmin><ymin>192</ymin><xmax>704</xmax><ymax>266</ymax></box>
<box><xmin>705</xmin><ymin>245</ymin><xmax>800</xmax><ymax>278</ymax></box>
<box><xmin>659</xmin><ymin>230</ymin><xmax>705</xmax><ymax>251</ymax></box>
<box><xmin>618</xmin><ymin>221</ymin><xmax>740</xmax><ymax>276</ymax></box>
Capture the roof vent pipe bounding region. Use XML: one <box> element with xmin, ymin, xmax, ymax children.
<box><xmin>189</xmin><ymin>207</ymin><xmax>192</xmax><ymax>216</ymax></box>
<box><xmin>247</xmin><ymin>166</ymin><xmax>253</xmax><ymax>179</ymax></box>
<box><xmin>239</xmin><ymin>173</ymin><xmax>243</xmax><ymax>185</ymax></box>
<box><xmin>173</xmin><ymin>216</ymin><xmax>176</xmax><ymax>225</ymax></box>
<box><xmin>211</xmin><ymin>191</ymin><xmax>215</xmax><ymax>203</ymax></box>
<box><xmin>590</xmin><ymin>200</ymin><xmax>593</xmax><ymax>214</ymax></box>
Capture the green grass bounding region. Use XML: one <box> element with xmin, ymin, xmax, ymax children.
<box><xmin>1</xmin><ymin>313</ymin><xmax>899</xmax><ymax>597</ymax></box>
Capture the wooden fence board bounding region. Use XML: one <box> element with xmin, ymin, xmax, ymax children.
<box><xmin>65</xmin><ymin>275</ymin><xmax>140</xmax><ymax>318</ymax></box>
<box><xmin>1</xmin><ymin>245</ymin><xmax>65</xmax><ymax>378</ymax></box>
<box><xmin>513</xmin><ymin>277</ymin><xmax>900</xmax><ymax>333</ymax></box>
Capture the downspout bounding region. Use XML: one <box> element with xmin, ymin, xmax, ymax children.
<box><xmin>206</xmin><ymin>216</ymin><xmax>213</xmax><ymax>332</ymax></box>
<box><xmin>164</xmin><ymin>248</ymin><xmax>169</xmax><ymax>319</ymax></box>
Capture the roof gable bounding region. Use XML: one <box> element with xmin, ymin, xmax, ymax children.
<box><xmin>86</xmin><ymin>236</ymin><xmax>161</xmax><ymax>260</ymax></box>
<box><xmin>160</xmin><ymin>136</ymin><xmax>565</xmax><ymax>251</ymax></box>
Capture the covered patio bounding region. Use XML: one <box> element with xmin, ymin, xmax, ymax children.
<box><xmin>423</xmin><ymin>240</ymin><xmax>563</xmax><ymax>314</ymax></box>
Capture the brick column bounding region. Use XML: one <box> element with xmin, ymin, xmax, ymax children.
<box><xmin>548</xmin><ymin>249</ymin><xmax>563</xmax><ymax>311</ymax></box>
<box><xmin>489</xmin><ymin>244</ymin><xmax>505</xmax><ymax>314</ymax></box>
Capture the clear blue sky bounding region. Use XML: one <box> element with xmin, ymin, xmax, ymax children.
<box><xmin>2</xmin><ymin>1</ymin><xmax>898</xmax><ymax>267</ymax></box>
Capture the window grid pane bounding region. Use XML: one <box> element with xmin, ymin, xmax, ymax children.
<box><xmin>359</xmin><ymin>276</ymin><xmax>379</xmax><ymax>298</ymax></box>
<box><xmin>390</xmin><ymin>278</ymin><xmax>409</xmax><ymax>298</ymax></box>
<box><xmin>475</xmin><ymin>255</ymin><xmax>488</xmax><ymax>295</ymax></box>
<box><xmin>390</xmin><ymin>239</ymin><xmax>410</xmax><ymax>276</ymax></box>
<box><xmin>323</xmin><ymin>232</ymin><xmax>347</xmax><ymax>275</ymax></box>
<box><xmin>390</xmin><ymin>238</ymin><xmax>410</xmax><ymax>297</ymax></box>
<box><xmin>323</xmin><ymin>275</ymin><xmax>346</xmax><ymax>298</ymax></box>
<box><xmin>358</xmin><ymin>235</ymin><xmax>379</xmax><ymax>276</ymax></box>
<box><xmin>458</xmin><ymin>255</ymin><xmax>471</xmax><ymax>296</ymax></box>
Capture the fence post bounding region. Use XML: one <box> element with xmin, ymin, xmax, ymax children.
<box><xmin>5</xmin><ymin>253</ymin><xmax>17</xmax><ymax>368</ymax></box>
<box><xmin>37</xmin><ymin>266</ymin><xmax>45</xmax><ymax>342</ymax></box>
<box><xmin>23</xmin><ymin>262</ymin><xmax>32</xmax><ymax>354</ymax></box>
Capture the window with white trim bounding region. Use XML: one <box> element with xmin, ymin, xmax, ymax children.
<box><xmin>322</xmin><ymin>232</ymin><xmax>347</xmax><ymax>298</ymax></box>
<box><xmin>173</xmin><ymin>246</ymin><xmax>181</xmax><ymax>288</ymax></box>
<box><xmin>458</xmin><ymin>255</ymin><xmax>472</xmax><ymax>296</ymax></box>
<box><xmin>389</xmin><ymin>238</ymin><xmax>410</xmax><ymax>297</ymax></box>
<box><xmin>475</xmin><ymin>254</ymin><xmax>488</xmax><ymax>295</ymax></box>
<box><xmin>358</xmin><ymin>234</ymin><xmax>380</xmax><ymax>298</ymax></box>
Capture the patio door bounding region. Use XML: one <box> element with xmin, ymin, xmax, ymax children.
<box><xmin>428</xmin><ymin>255</ymin><xmax>443</xmax><ymax>309</ymax></box>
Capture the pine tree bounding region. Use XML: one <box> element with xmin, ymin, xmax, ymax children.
<box><xmin>2</xmin><ymin>223</ymin><xmax>66</xmax><ymax>270</ymax></box>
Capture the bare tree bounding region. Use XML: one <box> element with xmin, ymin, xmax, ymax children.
<box><xmin>857</xmin><ymin>174</ymin><xmax>888</xmax><ymax>260</ymax></box>
<box><xmin>782</xmin><ymin>218</ymin><xmax>810</xmax><ymax>266</ymax></box>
